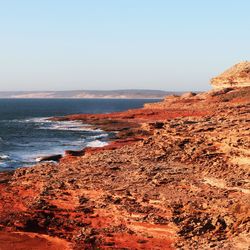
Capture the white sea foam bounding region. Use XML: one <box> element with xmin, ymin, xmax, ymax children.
<box><xmin>35</xmin><ymin>157</ymin><xmax>57</xmax><ymax>163</ymax></box>
<box><xmin>44</xmin><ymin>123</ymin><xmax>101</xmax><ymax>132</ymax></box>
<box><xmin>3</xmin><ymin>118</ymin><xmax>50</xmax><ymax>123</ymax></box>
<box><xmin>0</xmin><ymin>154</ymin><xmax>10</xmax><ymax>160</ymax></box>
<box><xmin>15</xmin><ymin>117</ymin><xmax>104</xmax><ymax>133</ymax></box>
<box><xmin>0</xmin><ymin>116</ymin><xmax>109</xmax><ymax>169</ymax></box>
<box><xmin>89</xmin><ymin>133</ymin><xmax>109</xmax><ymax>139</ymax></box>
<box><xmin>34</xmin><ymin>119</ymin><xmax>101</xmax><ymax>132</ymax></box>
<box><xmin>86</xmin><ymin>140</ymin><xmax>109</xmax><ymax>148</ymax></box>
<box><xmin>28</xmin><ymin>117</ymin><xmax>51</xmax><ymax>123</ymax></box>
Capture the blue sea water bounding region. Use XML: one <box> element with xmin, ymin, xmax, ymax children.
<box><xmin>0</xmin><ymin>98</ymin><xmax>158</xmax><ymax>170</ymax></box>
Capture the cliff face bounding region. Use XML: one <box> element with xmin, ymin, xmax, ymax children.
<box><xmin>211</xmin><ymin>62</ymin><xmax>250</xmax><ymax>89</ymax></box>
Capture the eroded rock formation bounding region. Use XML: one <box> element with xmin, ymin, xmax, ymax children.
<box><xmin>0</xmin><ymin>86</ymin><xmax>249</xmax><ymax>249</ymax></box>
<box><xmin>211</xmin><ymin>61</ymin><xmax>250</xmax><ymax>89</ymax></box>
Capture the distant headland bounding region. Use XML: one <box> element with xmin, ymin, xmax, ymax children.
<box><xmin>0</xmin><ymin>89</ymin><xmax>184</xmax><ymax>99</ymax></box>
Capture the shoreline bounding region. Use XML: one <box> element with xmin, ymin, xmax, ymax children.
<box><xmin>0</xmin><ymin>87</ymin><xmax>249</xmax><ymax>249</ymax></box>
<box><xmin>0</xmin><ymin>117</ymin><xmax>113</xmax><ymax>171</ymax></box>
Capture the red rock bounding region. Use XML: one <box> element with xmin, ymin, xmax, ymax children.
<box><xmin>0</xmin><ymin>85</ymin><xmax>249</xmax><ymax>249</ymax></box>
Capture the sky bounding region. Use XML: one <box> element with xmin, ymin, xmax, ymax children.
<box><xmin>0</xmin><ymin>0</ymin><xmax>249</xmax><ymax>91</ymax></box>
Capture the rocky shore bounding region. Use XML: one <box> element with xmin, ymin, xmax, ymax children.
<box><xmin>0</xmin><ymin>66</ymin><xmax>249</xmax><ymax>249</ymax></box>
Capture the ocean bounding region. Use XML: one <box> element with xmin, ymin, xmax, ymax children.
<box><xmin>0</xmin><ymin>98</ymin><xmax>158</xmax><ymax>170</ymax></box>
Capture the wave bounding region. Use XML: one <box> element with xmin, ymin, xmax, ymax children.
<box><xmin>0</xmin><ymin>154</ymin><xmax>10</xmax><ymax>160</ymax></box>
<box><xmin>42</xmin><ymin>124</ymin><xmax>102</xmax><ymax>132</ymax></box>
<box><xmin>45</xmin><ymin>124</ymin><xmax>93</xmax><ymax>132</ymax></box>
<box><xmin>0</xmin><ymin>155</ymin><xmax>19</xmax><ymax>169</ymax></box>
<box><xmin>0</xmin><ymin>117</ymin><xmax>49</xmax><ymax>123</ymax></box>
<box><xmin>1</xmin><ymin>117</ymin><xmax>103</xmax><ymax>133</ymax></box>
<box><xmin>89</xmin><ymin>133</ymin><xmax>109</xmax><ymax>139</ymax></box>
<box><xmin>0</xmin><ymin>116</ymin><xmax>110</xmax><ymax>169</ymax></box>
<box><xmin>86</xmin><ymin>140</ymin><xmax>109</xmax><ymax>148</ymax></box>
<box><xmin>35</xmin><ymin>157</ymin><xmax>57</xmax><ymax>163</ymax></box>
<box><xmin>30</xmin><ymin>118</ymin><xmax>102</xmax><ymax>132</ymax></box>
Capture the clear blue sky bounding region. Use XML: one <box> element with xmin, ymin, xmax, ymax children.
<box><xmin>0</xmin><ymin>0</ymin><xmax>249</xmax><ymax>91</ymax></box>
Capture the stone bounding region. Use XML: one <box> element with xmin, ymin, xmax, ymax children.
<box><xmin>36</xmin><ymin>154</ymin><xmax>62</xmax><ymax>162</ymax></box>
<box><xmin>211</xmin><ymin>61</ymin><xmax>250</xmax><ymax>89</ymax></box>
<box><xmin>181</xmin><ymin>92</ymin><xmax>197</xmax><ymax>98</ymax></box>
<box><xmin>65</xmin><ymin>150</ymin><xmax>85</xmax><ymax>156</ymax></box>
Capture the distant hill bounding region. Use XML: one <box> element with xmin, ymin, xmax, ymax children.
<box><xmin>0</xmin><ymin>90</ymin><xmax>183</xmax><ymax>99</ymax></box>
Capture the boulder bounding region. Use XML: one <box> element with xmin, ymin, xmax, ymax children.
<box><xmin>180</xmin><ymin>92</ymin><xmax>197</xmax><ymax>98</ymax></box>
<box><xmin>37</xmin><ymin>154</ymin><xmax>62</xmax><ymax>162</ymax></box>
<box><xmin>65</xmin><ymin>150</ymin><xmax>85</xmax><ymax>157</ymax></box>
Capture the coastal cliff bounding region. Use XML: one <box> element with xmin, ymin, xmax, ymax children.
<box><xmin>0</xmin><ymin>67</ymin><xmax>249</xmax><ymax>249</ymax></box>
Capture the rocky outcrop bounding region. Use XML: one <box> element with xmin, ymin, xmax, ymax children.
<box><xmin>36</xmin><ymin>154</ymin><xmax>63</xmax><ymax>162</ymax></box>
<box><xmin>0</xmin><ymin>87</ymin><xmax>249</xmax><ymax>249</ymax></box>
<box><xmin>211</xmin><ymin>61</ymin><xmax>250</xmax><ymax>89</ymax></box>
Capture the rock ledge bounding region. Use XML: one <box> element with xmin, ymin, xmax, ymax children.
<box><xmin>211</xmin><ymin>61</ymin><xmax>250</xmax><ymax>89</ymax></box>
